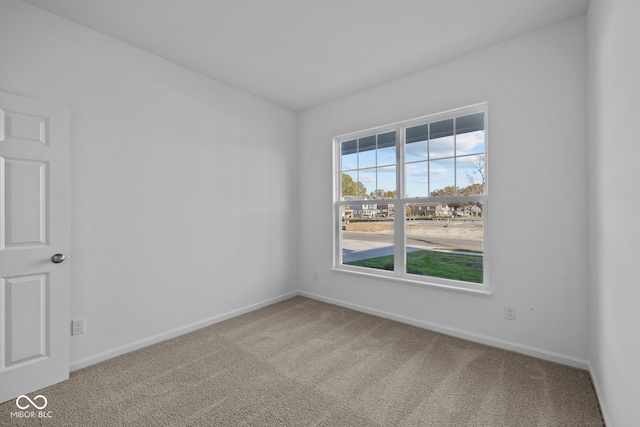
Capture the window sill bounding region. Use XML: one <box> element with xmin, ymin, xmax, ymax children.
<box><xmin>332</xmin><ymin>266</ymin><xmax>492</xmax><ymax>297</ymax></box>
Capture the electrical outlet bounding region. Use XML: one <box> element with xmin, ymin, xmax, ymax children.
<box><xmin>313</xmin><ymin>272</ymin><xmax>319</xmax><ymax>281</ymax></box>
<box><xmin>504</xmin><ymin>305</ymin><xmax>516</xmax><ymax>320</ymax></box>
<box><xmin>72</xmin><ymin>318</ymin><xmax>85</xmax><ymax>335</ymax></box>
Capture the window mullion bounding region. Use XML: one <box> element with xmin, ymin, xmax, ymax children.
<box><xmin>395</xmin><ymin>125</ymin><xmax>406</xmax><ymax>276</ymax></box>
<box><xmin>453</xmin><ymin>117</ymin><xmax>457</xmax><ymax>195</ymax></box>
<box><xmin>397</xmin><ymin>124</ymin><xmax>405</xmax><ymax>202</ymax></box>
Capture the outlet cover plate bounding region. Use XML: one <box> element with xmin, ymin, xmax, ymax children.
<box><xmin>72</xmin><ymin>318</ymin><xmax>85</xmax><ymax>335</ymax></box>
<box><xmin>504</xmin><ymin>305</ymin><xmax>516</xmax><ymax>320</ymax></box>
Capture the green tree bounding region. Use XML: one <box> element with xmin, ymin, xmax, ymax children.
<box><xmin>342</xmin><ymin>173</ymin><xmax>356</xmax><ymax>196</ymax></box>
<box><xmin>355</xmin><ymin>182</ymin><xmax>368</xmax><ymax>198</ymax></box>
<box><xmin>342</xmin><ymin>173</ymin><xmax>367</xmax><ymax>197</ymax></box>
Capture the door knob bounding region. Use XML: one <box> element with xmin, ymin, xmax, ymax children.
<box><xmin>51</xmin><ymin>254</ymin><xmax>65</xmax><ymax>264</ymax></box>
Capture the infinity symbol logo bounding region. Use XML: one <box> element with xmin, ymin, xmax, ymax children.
<box><xmin>16</xmin><ymin>394</ymin><xmax>48</xmax><ymax>410</ymax></box>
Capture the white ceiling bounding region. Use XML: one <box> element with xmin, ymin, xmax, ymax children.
<box><xmin>21</xmin><ymin>0</ymin><xmax>590</xmax><ymax>112</ymax></box>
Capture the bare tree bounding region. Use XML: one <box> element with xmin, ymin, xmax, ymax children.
<box><xmin>464</xmin><ymin>155</ymin><xmax>485</xmax><ymax>194</ymax></box>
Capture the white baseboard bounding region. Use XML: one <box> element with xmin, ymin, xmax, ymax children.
<box><xmin>70</xmin><ymin>290</ymin><xmax>605</xmax><ymax>422</ymax></box>
<box><xmin>69</xmin><ymin>291</ymin><xmax>298</xmax><ymax>372</ymax></box>
<box><xmin>72</xmin><ymin>289</ymin><xmax>590</xmax><ymax>372</ymax></box>
<box><xmin>299</xmin><ymin>291</ymin><xmax>590</xmax><ymax>370</ymax></box>
<box><xmin>588</xmin><ymin>362</ymin><xmax>611</xmax><ymax>426</ymax></box>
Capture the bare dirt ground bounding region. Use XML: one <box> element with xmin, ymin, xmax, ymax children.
<box><xmin>345</xmin><ymin>220</ymin><xmax>483</xmax><ymax>240</ymax></box>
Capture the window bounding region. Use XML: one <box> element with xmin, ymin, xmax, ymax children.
<box><xmin>334</xmin><ymin>103</ymin><xmax>489</xmax><ymax>294</ymax></box>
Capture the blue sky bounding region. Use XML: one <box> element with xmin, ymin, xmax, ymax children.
<box><xmin>342</xmin><ymin>129</ymin><xmax>485</xmax><ymax>198</ymax></box>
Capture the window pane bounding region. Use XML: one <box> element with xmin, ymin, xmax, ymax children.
<box><xmin>430</xmin><ymin>119</ymin><xmax>454</xmax><ymax>159</ymax></box>
<box><xmin>341</xmin><ymin>206</ymin><xmax>394</xmax><ymax>271</ymax></box>
<box><xmin>377</xmin><ymin>131</ymin><xmax>396</xmax><ymax>167</ymax></box>
<box><xmin>456</xmin><ymin>154</ymin><xmax>486</xmax><ymax>195</ymax></box>
<box><xmin>341</xmin><ymin>139</ymin><xmax>358</xmax><ymax>171</ymax></box>
<box><xmin>405</xmin><ymin>202</ymin><xmax>483</xmax><ymax>283</ymax></box>
<box><xmin>456</xmin><ymin>130</ymin><xmax>485</xmax><ymax>156</ymax></box>
<box><xmin>341</xmin><ymin>171</ymin><xmax>359</xmax><ymax>198</ymax></box>
<box><xmin>429</xmin><ymin>158</ymin><xmax>455</xmax><ymax>196</ymax></box>
<box><xmin>376</xmin><ymin>165</ymin><xmax>396</xmax><ymax>199</ymax></box>
<box><xmin>406</xmin><ymin>124</ymin><xmax>428</xmax><ymax>163</ymax></box>
<box><xmin>358</xmin><ymin>135</ymin><xmax>376</xmax><ymax>169</ymax></box>
<box><xmin>405</xmin><ymin>161</ymin><xmax>429</xmax><ymax>198</ymax></box>
<box><xmin>456</xmin><ymin>112</ymin><xmax>484</xmax><ymax>135</ymax></box>
<box><xmin>359</xmin><ymin>168</ymin><xmax>376</xmax><ymax>198</ymax></box>
<box><xmin>456</xmin><ymin>113</ymin><xmax>485</xmax><ymax>156</ymax></box>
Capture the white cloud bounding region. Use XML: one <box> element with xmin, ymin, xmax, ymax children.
<box><xmin>430</xmin><ymin>168</ymin><xmax>448</xmax><ymax>175</ymax></box>
<box><xmin>456</xmin><ymin>131</ymin><xmax>485</xmax><ymax>154</ymax></box>
<box><xmin>359</xmin><ymin>171</ymin><xmax>376</xmax><ymax>184</ymax></box>
<box><xmin>405</xmin><ymin>163</ymin><xmax>428</xmax><ymax>176</ymax></box>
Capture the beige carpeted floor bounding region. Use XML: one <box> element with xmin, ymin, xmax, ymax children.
<box><xmin>0</xmin><ymin>296</ymin><xmax>604</xmax><ymax>426</ymax></box>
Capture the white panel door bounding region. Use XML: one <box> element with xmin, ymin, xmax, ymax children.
<box><xmin>0</xmin><ymin>92</ymin><xmax>70</xmax><ymax>403</ymax></box>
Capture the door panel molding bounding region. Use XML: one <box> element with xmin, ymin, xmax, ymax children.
<box><xmin>0</xmin><ymin>108</ymin><xmax>49</xmax><ymax>146</ymax></box>
<box><xmin>1</xmin><ymin>273</ymin><xmax>50</xmax><ymax>371</ymax></box>
<box><xmin>1</xmin><ymin>157</ymin><xmax>49</xmax><ymax>249</ymax></box>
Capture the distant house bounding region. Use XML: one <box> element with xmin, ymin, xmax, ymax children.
<box><xmin>341</xmin><ymin>196</ymin><xmax>379</xmax><ymax>218</ymax></box>
<box><xmin>435</xmin><ymin>203</ymin><xmax>454</xmax><ymax>218</ymax></box>
<box><xmin>359</xmin><ymin>204</ymin><xmax>379</xmax><ymax>218</ymax></box>
<box><xmin>376</xmin><ymin>203</ymin><xmax>394</xmax><ymax>217</ymax></box>
<box><xmin>412</xmin><ymin>204</ymin><xmax>436</xmax><ymax>217</ymax></box>
<box><xmin>456</xmin><ymin>204</ymin><xmax>482</xmax><ymax>217</ymax></box>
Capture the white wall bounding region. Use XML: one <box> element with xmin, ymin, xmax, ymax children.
<box><xmin>299</xmin><ymin>17</ymin><xmax>589</xmax><ymax>367</ymax></box>
<box><xmin>588</xmin><ymin>0</ymin><xmax>640</xmax><ymax>425</ymax></box>
<box><xmin>4</xmin><ymin>1</ymin><xmax>636</xmax><ymax>421</ymax></box>
<box><xmin>0</xmin><ymin>0</ymin><xmax>299</xmax><ymax>367</ymax></box>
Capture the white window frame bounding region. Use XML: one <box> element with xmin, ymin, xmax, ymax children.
<box><xmin>333</xmin><ymin>103</ymin><xmax>490</xmax><ymax>296</ymax></box>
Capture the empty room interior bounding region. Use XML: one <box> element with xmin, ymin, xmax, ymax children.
<box><xmin>0</xmin><ymin>0</ymin><xmax>638</xmax><ymax>425</ymax></box>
